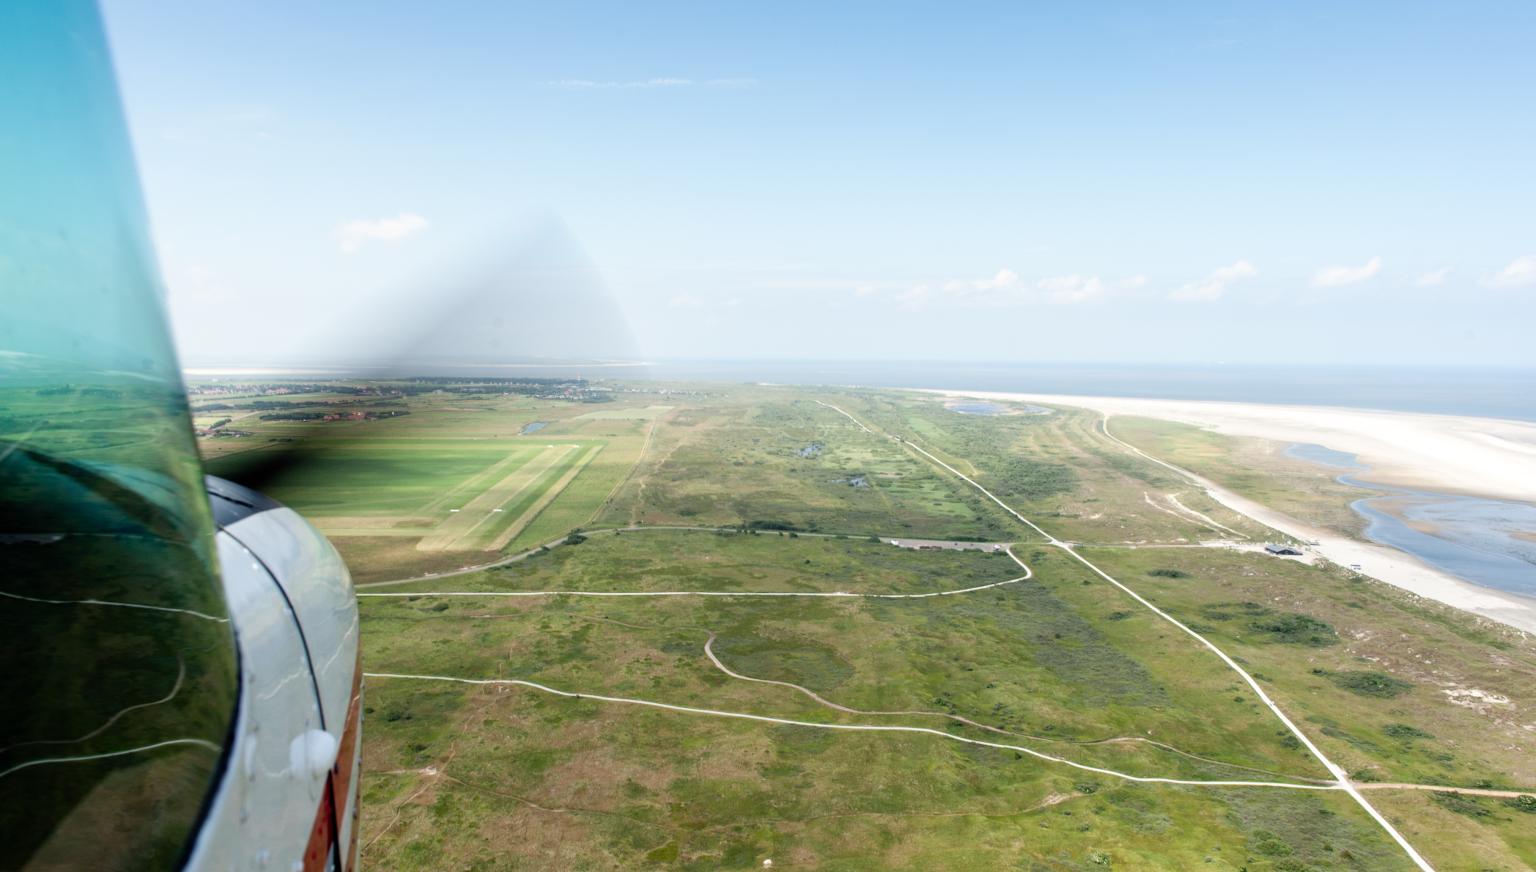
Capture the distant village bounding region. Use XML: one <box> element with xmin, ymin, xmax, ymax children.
<box><xmin>189</xmin><ymin>377</ymin><xmax>610</xmax><ymax>437</ymax></box>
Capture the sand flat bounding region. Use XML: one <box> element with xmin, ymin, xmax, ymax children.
<box><xmin>915</xmin><ymin>387</ymin><xmax>1536</xmax><ymax>633</ymax></box>
<box><xmin>919</xmin><ymin>390</ymin><xmax>1536</xmax><ymax>503</ymax></box>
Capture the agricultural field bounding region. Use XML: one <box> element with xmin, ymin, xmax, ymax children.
<box><xmin>330</xmin><ymin>383</ymin><xmax>1535</xmax><ymax>870</ymax></box>
<box><xmin>193</xmin><ymin>379</ymin><xmax>657</xmax><ymax>582</ymax></box>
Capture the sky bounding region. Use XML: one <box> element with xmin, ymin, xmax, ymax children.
<box><xmin>101</xmin><ymin>1</ymin><xmax>1536</xmax><ymax>368</ymax></box>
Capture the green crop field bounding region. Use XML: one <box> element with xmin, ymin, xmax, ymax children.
<box><xmin>194</xmin><ymin>382</ymin><xmax>657</xmax><ymax>582</ymax></box>
<box><xmin>187</xmin><ymin>379</ymin><xmax>1534</xmax><ymax>870</ymax></box>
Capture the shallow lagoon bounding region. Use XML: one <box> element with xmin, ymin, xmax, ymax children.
<box><xmin>1287</xmin><ymin>443</ymin><xmax>1536</xmax><ymax>597</ymax></box>
<box><xmin>949</xmin><ymin>402</ymin><xmax>1007</xmax><ymax>415</ymax></box>
<box><xmin>947</xmin><ymin>401</ymin><xmax>1052</xmax><ymax>416</ymax></box>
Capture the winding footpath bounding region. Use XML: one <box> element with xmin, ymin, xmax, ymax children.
<box><xmin>359</xmin><ymin>400</ymin><xmax>1517</xmax><ymax>868</ymax></box>
<box><xmin>364</xmin><ymin>672</ymin><xmax>1340</xmax><ymax>793</ymax></box>
<box><xmin>814</xmin><ymin>400</ymin><xmax>1435</xmax><ymax>871</ymax></box>
<box><xmin>368</xmin><ymin>540</ymin><xmax>1337</xmax><ymax>788</ymax></box>
<box><xmin>699</xmin><ymin>622</ymin><xmax>1327</xmax><ymax>785</ymax></box>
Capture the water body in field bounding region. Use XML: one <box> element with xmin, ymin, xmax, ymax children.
<box><xmin>948</xmin><ymin>401</ymin><xmax>1055</xmax><ymax>416</ymax></box>
<box><xmin>520</xmin><ymin>421</ymin><xmax>548</xmax><ymax>434</ymax></box>
<box><xmin>949</xmin><ymin>402</ymin><xmax>1006</xmax><ymax>415</ymax></box>
<box><xmin>1287</xmin><ymin>443</ymin><xmax>1536</xmax><ymax>597</ymax></box>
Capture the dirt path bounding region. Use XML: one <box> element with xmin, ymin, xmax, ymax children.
<box><xmin>1354</xmin><ymin>783</ymin><xmax>1533</xmax><ymax>799</ymax></box>
<box><xmin>821</xmin><ymin>402</ymin><xmax>1435</xmax><ymax>871</ymax></box>
<box><xmin>364</xmin><ymin>671</ymin><xmax>1339</xmax><ymax>792</ymax></box>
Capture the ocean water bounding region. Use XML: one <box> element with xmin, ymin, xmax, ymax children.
<box><xmin>1286</xmin><ymin>443</ymin><xmax>1536</xmax><ymax>597</ymax></box>
<box><xmin>641</xmin><ymin>360</ymin><xmax>1536</xmax><ymax>423</ymax></box>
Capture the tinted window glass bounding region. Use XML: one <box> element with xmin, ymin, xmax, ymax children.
<box><xmin>0</xmin><ymin>2</ymin><xmax>238</xmax><ymax>867</ymax></box>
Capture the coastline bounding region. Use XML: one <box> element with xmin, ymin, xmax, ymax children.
<box><xmin>914</xmin><ymin>390</ymin><xmax>1536</xmax><ymax>503</ymax></box>
<box><xmin>913</xmin><ymin>387</ymin><xmax>1536</xmax><ymax>635</ymax></box>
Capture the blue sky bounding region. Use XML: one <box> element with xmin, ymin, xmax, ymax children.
<box><xmin>102</xmin><ymin>2</ymin><xmax>1536</xmax><ymax>366</ymax></box>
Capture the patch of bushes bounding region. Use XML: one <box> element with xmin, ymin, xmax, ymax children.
<box><xmin>1431</xmin><ymin>791</ymin><xmax>1493</xmax><ymax>819</ymax></box>
<box><xmin>746</xmin><ymin>519</ymin><xmax>803</xmax><ymax>532</ymax></box>
<box><xmin>1505</xmin><ymin>794</ymin><xmax>1536</xmax><ymax>814</ymax></box>
<box><xmin>1250</xmin><ymin>829</ymin><xmax>1294</xmax><ymax>856</ymax></box>
<box><xmin>1146</xmin><ymin>568</ymin><xmax>1187</xmax><ymax>578</ymax></box>
<box><xmin>1247</xmin><ymin>612</ymin><xmax>1338</xmax><ymax>646</ymax></box>
<box><xmin>1199</xmin><ymin>601</ymin><xmax>1269</xmax><ymax>622</ymax></box>
<box><xmin>1382</xmin><ymin>723</ymin><xmax>1433</xmax><ymax>740</ymax></box>
<box><xmin>1320</xmin><ymin>670</ymin><xmax>1414</xmax><ymax>698</ymax></box>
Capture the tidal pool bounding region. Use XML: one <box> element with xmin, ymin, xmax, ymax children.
<box><xmin>1287</xmin><ymin>443</ymin><xmax>1536</xmax><ymax>597</ymax></box>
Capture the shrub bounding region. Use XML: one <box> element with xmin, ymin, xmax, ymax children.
<box><xmin>1323</xmin><ymin>670</ymin><xmax>1413</xmax><ymax>698</ymax></box>
<box><xmin>1147</xmin><ymin>568</ymin><xmax>1188</xmax><ymax>578</ymax></box>
<box><xmin>1382</xmin><ymin>723</ymin><xmax>1433</xmax><ymax>740</ymax></box>
<box><xmin>1247</xmin><ymin>613</ymin><xmax>1338</xmax><ymax>646</ymax></box>
<box><xmin>1431</xmin><ymin>791</ymin><xmax>1493</xmax><ymax>819</ymax></box>
<box><xmin>1505</xmin><ymin>794</ymin><xmax>1536</xmax><ymax>814</ymax></box>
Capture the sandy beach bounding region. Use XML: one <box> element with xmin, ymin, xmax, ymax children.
<box><xmin>917</xmin><ymin>388</ymin><xmax>1536</xmax><ymax>634</ymax></box>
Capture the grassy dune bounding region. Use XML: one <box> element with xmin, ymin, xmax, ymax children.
<box><xmin>1109</xmin><ymin>416</ymin><xmax>1376</xmax><ymax>538</ymax></box>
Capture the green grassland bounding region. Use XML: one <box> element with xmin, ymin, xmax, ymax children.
<box><xmin>194</xmin><ymin>379</ymin><xmax>1536</xmax><ymax>869</ymax></box>
<box><xmin>359</xmin><ymin>536</ymin><xmax>1416</xmax><ymax>867</ymax></box>
<box><xmin>833</xmin><ymin>391</ymin><xmax>1265</xmax><ymax>545</ymax></box>
<box><xmin>595</xmin><ymin>394</ymin><xmax>1023</xmax><ymax>541</ymax></box>
<box><xmin>1079</xmin><ymin>545</ymin><xmax>1536</xmax><ymax>790</ymax></box>
<box><xmin>1108</xmin><ymin>416</ymin><xmax>1375</xmax><ymax>538</ymax></box>
<box><xmin>360</xmin><ymin>678</ymin><xmax>1409</xmax><ymax>870</ymax></box>
<box><xmin>380</xmin><ymin>529</ymin><xmax>1019</xmax><ymax>596</ymax></box>
<box><xmin>365</xmin><ymin>532</ymin><xmax>1328</xmax><ymax>782</ymax></box>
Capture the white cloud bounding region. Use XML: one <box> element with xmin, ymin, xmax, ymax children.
<box><xmin>1413</xmin><ymin>266</ymin><xmax>1453</xmax><ymax>287</ymax></box>
<box><xmin>852</xmin><ymin>284</ymin><xmax>879</xmax><ymax>298</ymax></box>
<box><xmin>1036</xmin><ymin>274</ymin><xmax>1105</xmax><ymax>304</ymax></box>
<box><xmin>978</xmin><ymin>268</ymin><xmax>1021</xmax><ymax>291</ymax></box>
<box><xmin>896</xmin><ymin>284</ymin><xmax>931</xmax><ymax>310</ymax></box>
<box><xmin>1311</xmin><ymin>256</ymin><xmax>1382</xmax><ymax>287</ymax></box>
<box><xmin>942</xmin><ymin>268</ymin><xmax>1020</xmax><ymax>296</ymax></box>
<box><xmin>1169</xmin><ymin>259</ymin><xmax>1258</xmax><ymax>302</ymax></box>
<box><xmin>1484</xmin><ymin>255</ymin><xmax>1536</xmax><ymax>288</ymax></box>
<box><xmin>1118</xmin><ymin>274</ymin><xmax>1149</xmax><ymax>290</ymax></box>
<box><xmin>918</xmin><ymin>267</ymin><xmax>1123</xmax><ymax>306</ymax></box>
<box><xmin>334</xmin><ymin>213</ymin><xmax>428</xmax><ymax>254</ymax></box>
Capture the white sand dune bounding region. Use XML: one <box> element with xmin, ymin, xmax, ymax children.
<box><xmin>915</xmin><ymin>388</ymin><xmax>1536</xmax><ymax>634</ymax></box>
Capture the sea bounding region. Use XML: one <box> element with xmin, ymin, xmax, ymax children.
<box><xmin>638</xmin><ymin>360</ymin><xmax>1536</xmax><ymax>423</ymax></box>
